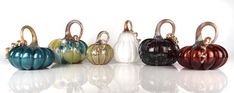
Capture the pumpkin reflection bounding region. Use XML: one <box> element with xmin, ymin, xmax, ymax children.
<box><xmin>52</xmin><ymin>64</ymin><xmax>87</xmax><ymax>93</ymax></box>
<box><xmin>139</xmin><ymin>65</ymin><xmax>179</xmax><ymax>92</ymax></box>
<box><xmin>9</xmin><ymin>69</ymin><xmax>55</xmax><ymax>93</ymax></box>
<box><xmin>88</xmin><ymin>65</ymin><xmax>113</xmax><ymax>93</ymax></box>
<box><xmin>177</xmin><ymin>69</ymin><xmax>227</xmax><ymax>93</ymax></box>
<box><xmin>113</xmin><ymin>63</ymin><xmax>140</xmax><ymax>93</ymax></box>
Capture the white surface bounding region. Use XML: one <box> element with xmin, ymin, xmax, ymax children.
<box><xmin>0</xmin><ymin>0</ymin><xmax>234</xmax><ymax>93</ymax></box>
<box><xmin>0</xmin><ymin>59</ymin><xmax>233</xmax><ymax>93</ymax></box>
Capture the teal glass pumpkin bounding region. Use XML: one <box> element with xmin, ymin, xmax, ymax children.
<box><xmin>49</xmin><ymin>20</ymin><xmax>88</xmax><ymax>64</ymax></box>
<box><xmin>7</xmin><ymin>25</ymin><xmax>55</xmax><ymax>70</ymax></box>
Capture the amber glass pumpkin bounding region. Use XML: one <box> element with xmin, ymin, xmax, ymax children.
<box><xmin>86</xmin><ymin>31</ymin><xmax>113</xmax><ymax>65</ymax></box>
<box><xmin>139</xmin><ymin>19</ymin><xmax>179</xmax><ymax>66</ymax></box>
<box><xmin>7</xmin><ymin>25</ymin><xmax>55</xmax><ymax>70</ymax></box>
<box><xmin>178</xmin><ymin>22</ymin><xmax>228</xmax><ymax>70</ymax></box>
<box><xmin>48</xmin><ymin>20</ymin><xmax>88</xmax><ymax>64</ymax></box>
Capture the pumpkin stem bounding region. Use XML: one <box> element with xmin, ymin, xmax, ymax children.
<box><xmin>195</xmin><ymin>21</ymin><xmax>218</xmax><ymax>44</ymax></box>
<box><xmin>155</xmin><ymin>19</ymin><xmax>176</xmax><ymax>38</ymax></box>
<box><xmin>96</xmin><ymin>31</ymin><xmax>110</xmax><ymax>44</ymax></box>
<box><xmin>65</xmin><ymin>19</ymin><xmax>83</xmax><ymax>41</ymax></box>
<box><xmin>124</xmin><ymin>20</ymin><xmax>133</xmax><ymax>32</ymax></box>
<box><xmin>20</xmin><ymin>25</ymin><xmax>39</xmax><ymax>48</ymax></box>
<box><xmin>166</xmin><ymin>33</ymin><xmax>178</xmax><ymax>45</ymax></box>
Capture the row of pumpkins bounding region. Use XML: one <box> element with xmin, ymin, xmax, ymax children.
<box><xmin>6</xmin><ymin>19</ymin><xmax>228</xmax><ymax>70</ymax></box>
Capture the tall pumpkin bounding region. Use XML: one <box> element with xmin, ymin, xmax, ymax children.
<box><xmin>86</xmin><ymin>31</ymin><xmax>114</xmax><ymax>65</ymax></box>
<box><xmin>114</xmin><ymin>20</ymin><xmax>140</xmax><ymax>63</ymax></box>
<box><xmin>7</xmin><ymin>25</ymin><xmax>55</xmax><ymax>70</ymax></box>
<box><xmin>48</xmin><ymin>20</ymin><xmax>88</xmax><ymax>64</ymax></box>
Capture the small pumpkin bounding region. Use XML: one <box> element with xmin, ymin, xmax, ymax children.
<box><xmin>49</xmin><ymin>20</ymin><xmax>88</xmax><ymax>64</ymax></box>
<box><xmin>178</xmin><ymin>22</ymin><xmax>228</xmax><ymax>70</ymax></box>
<box><xmin>7</xmin><ymin>25</ymin><xmax>55</xmax><ymax>70</ymax></box>
<box><xmin>114</xmin><ymin>20</ymin><xmax>140</xmax><ymax>63</ymax></box>
<box><xmin>86</xmin><ymin>31</ymin><xmax>113</xmax><ymax>65</ymax></box>
<box><xmin>139</xmin><ymin>19</ymin><xmax>179</xmax><ymax>66</ymax></box>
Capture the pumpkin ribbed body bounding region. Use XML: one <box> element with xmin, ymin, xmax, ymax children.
<box><xmin>178</xmin><ymin>44</ymin><xmax>228</xmax><ymax>70</ymax></box>
<box><xmin>139</xmin><ymin>37</ymin><xmax>179</xmax><ymax>66</ymax></box>
<box><xmin>87</xmin><ymin>44</ymin><xmax>113</xmax><ymax>65</ymax></box>
<box><xmin>139</xmin><ymin>19</ymin><xmax>179</xmax><ymax>66</ymax></box>
<box><xmin>8</xmin><ymin>46</ymin><xmax>54</xmax><ymax>70</ymax></box>
<box><xmin>114</xmin><ymin>32</ymin><xmax>139</xmax><ymax>63</ymax></box>
<box><xmin>49</xmin><ymin>39</ymin><xmax>87</xmax><ymax>64</ymax></box>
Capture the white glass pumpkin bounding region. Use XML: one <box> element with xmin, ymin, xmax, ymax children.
<box><xmin>114</xmin><ymin>20</ymin><xmax>140</xmax><ymax>63</ymax></box>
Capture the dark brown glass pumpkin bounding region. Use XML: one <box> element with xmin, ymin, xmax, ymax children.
<box><xmin>139</xmin><ymin>19</ymin><xmax>179</xmax><ymax>66</ymax></box>
<box><xmin>178</xmin><ymin>22</ymin><xmax>228</xmax><ymax>70</ymax></box>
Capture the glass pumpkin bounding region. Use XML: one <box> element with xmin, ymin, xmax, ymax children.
<box><xmin>48</xmin><ymin>20</ymin><xmax>88</xmax><ymax>64</ymax></box>
<box><xmin>86</xmin><ymin>31</ymin><xmax>114</xmax><ymax>65</ymax></box>
<box><xmin>7</xmin><ymin>25</ymin><xmax>55</xmax><ymax>70</ymax></box>
<box><xmin>178</xmin><ymin>22</ymin><xmax>228</xmax><ymax>70</ymax></box>
<box><xmin>139</xmin><ymin>19</ymin><xmax>179</xmax><ymax>66</ymax></box>
<box><xmin>114</xmin><ymin>20</ymin><xmax>140</xmax><ymax>63</ymax></box>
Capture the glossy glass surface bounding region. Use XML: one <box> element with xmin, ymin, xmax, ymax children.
<box><xmin>87</xmin><ymin>44</ymin><xmax>113</xmax><ymax>65</ymax></box>
<box><xmin>8</xmin><ymin>46</ymin><xmax>55</xmax><ymax>70</ymax></box>
<box><xmin>178</xmin><ymin>44</ymin><xmax>228</xmax><ymax>70</ymax></box>
<box><xmin>114</xmin><ymin>32</ymin><xmax>139</xmax><ymax>63</ymax></box>
<box><xmin>139</xmin><ymin>36</ymin><xmax>179</xmax><ymax>66</ymax></box>
<box><xmin>49</xmin><ymin>39</ymin><xmax>87</xmax><ymax>64</ymax></box>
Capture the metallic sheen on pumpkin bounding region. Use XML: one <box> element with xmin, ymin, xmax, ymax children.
<box><xmin>177</xmin><ymin>22</ymin><xmax>228</xmax><ymax>70</ymax></box>
<box><xmin>86</xmin><ymin>31</ymin><xmax>113</xmax><ymax>65</ymax></box>
<box><xmin>48</xmin><ymin>20</ymin><xmax>87</xmax><ymax>64</ymax></box>
<box><xmin>7</xmin><ymin>25</ymin><xmax>55</xmax><ymax>70</ymax></box>
<box><xmin>139</xmin><ymin>19</ymin><xmax>179</xmax><ymax>66</ymax></box>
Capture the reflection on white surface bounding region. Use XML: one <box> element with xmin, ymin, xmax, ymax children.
<box><xmin>139</xmin><ymin>66</ymin><xmax>179</xmax><ymax>93</ymax></box>
<box><xmin>6</xmin><ymin>61</ymin><xmax>228</xmax><ymax>93</ymax></box>
<box><xmin>113</xmin><ymin>63</ymin><xmax>141</xmax><ymax>93</ymax></box>
<box><xmin>88</xmin><ymin>65</ymin><xmax>113</xmax><ymax>93</ymax></box>
<box><xmin>9</xmin><ymin>69</ymin><xmax>55</xmax><ymax>93</ymax></box>
<box><xmin>177</xmin><ymin>69</ymin><xmax>227</xmax><ymax>93</ymax></box>
<box><xmin>52</xmin><ymin>64</ymin><xmax>87</xmax><ymax>93</ymax></box>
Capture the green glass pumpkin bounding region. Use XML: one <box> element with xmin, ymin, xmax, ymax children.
<box><xmin>49</xmin><ymin>20</ymin><xmax>88</xmax><ymax>64</ymax></box>
<box><xmin>7</xmin><ymin>25</ymin><xmax>55</xmax><ymax>70</ymax></box>
<box><xmin>86</xmin><ymin>31</ymin><xmax>114</xmax><ymax>65</ymax></box>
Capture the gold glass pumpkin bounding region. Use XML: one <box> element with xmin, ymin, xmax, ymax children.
<box><xmin>86</xmin><ymin>31</ymin><xmax>114</xmax><ymax>65</ymax></box>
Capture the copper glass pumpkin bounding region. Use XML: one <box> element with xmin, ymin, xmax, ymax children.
<box><xmin>139</xmin><ymin>19</ymin><xmax>179</xmax><ymax>66</ymax></box>
<box><xmin>178</xmin><ymin>22</ymin><xmax>228</xmax><ymax>70</ymax></box>
<box><xmin>86</xmin><ymin>31</ymin><xmax>114</xmax><ymax>65</ymax></box>
<box><xmin>114</xmin><ymin>20</ymin><xmax>140</xmax><ymax>63</ymax></box>
<box><xmin>48</xmin><ymin>20</ymin><xmax>88</xmax><ymax>64</ymax></box>
<box><xmin>7</xmin><ymin>25</ymin><xmax>55</xmax><ymax>70</ymax></box>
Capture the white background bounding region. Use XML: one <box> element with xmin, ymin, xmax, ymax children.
<box><xmin>0</xmin><ymin>0</ymin><xmax>233</xmax><ymax>93</ymax></box>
